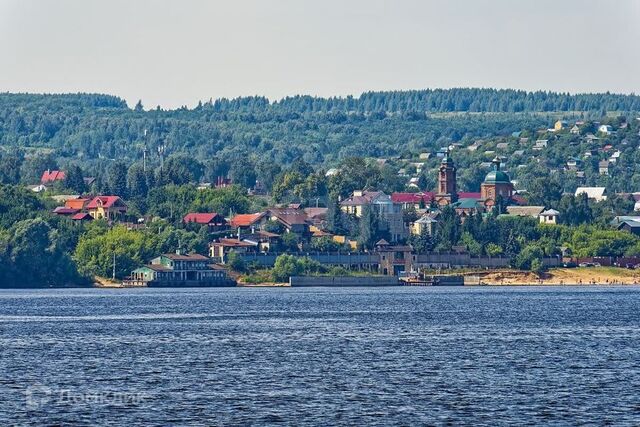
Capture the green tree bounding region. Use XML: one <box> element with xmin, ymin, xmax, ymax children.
<box><xmin>357</xmin><ymin>205</ymin><xmax>379</xmax><ymax>250</ymax></box>
<box><xmin>127</xmin><ymin>164</ymin><xmax>149</xmax><ymax>198</ymax></box>
<box><xmin>74</xmin><ymin>226</ymin><xmax>154</xmax><ymax>279</ymax></box>
<box><xmin>107</xmin><ymin>161</ymin><xmax>129</xmax><ymax>198</ymax></box>
<box><xmin>64</xmin><ymin>165</ymin><xmax>87</xmax><ymax>193</ymax></box>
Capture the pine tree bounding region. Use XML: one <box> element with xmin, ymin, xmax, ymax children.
<box><xmin>357</xmin><ymin>205</ymin><xmax>378</xmax><ymax>250</ymax></box>
<box><xmin>107</xmin><ymin>161</ymin><xmax>128</xmax><ymax>198</ymax></box>
<box><xmin>326</xmin><ymin>197</ymin><xmax>343</xmax><ymax>234</ymax></box>
<box><xmin>64</xmin><ymin>165</ymin><xmax>87</xmax><ymax>194</ymax></box>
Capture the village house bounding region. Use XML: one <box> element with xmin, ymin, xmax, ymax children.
<box><xmin>598</xmin><ymin>124</ymin><xmax>614</xmax><ymax>134</ymax></box>
<box><xmin>632</xmin><ymin>194</ymin><xmax>640</xmax><ymax>212</ymax></box>
<box><xmin>585</xmin><ymin>133</ymin><xmax>600</xmax><ymax>144</ymax></box>
<box><xmin>539</xmin><ymin>209</ymin><xmax>560</xmax><ymax>225</ymax></box>
<box><xmin>575</xmin><ymin>187</ymin><xmax>607</xmax><ymax>202</ymax></box>
<box><xmin>409</xmin><ymin>212</ymin><xmax>438</xmax><ymax>236</ymax></box>
<box><xmin>127</xmin><ymin>252</ymin><xmax>232</xmax><ymax>287</ymax></box>
<box><xmin>242</xmin><ymin>230</ymin><xmax>281</xmax><ymax>252</ymax></box>
<box><xmin>609</xmin><ymin>150</ymin><xmax>621</xmax><ymax>164</ymax></box>
<box><xmin>40</xmin><ymin>169</ymin><xmax>66</xmax><ymax>184</ymax></box>
<box><xmin>391</xmin><ymin>192</ymin><xmax>434</xmax><ymax>210</ymax></box>
<box><xmin>266</xmin><ymin>208</ymin><xmax>311</xmax><ymax>236</ymax></box>
<box><xmin>340</xmin><ymin>190</ymin><xmax>406</xmax><ymax>242</ymax></box>
<box><xmin>228</xmin><ymin>212</ymin><xmax>267</xmax><ymax>231</ymax></box>
<box><xmin>566</xmin><ymin>157</ymin><xmax>582</xmax><ymax>171</ymax></box>
<box><xmin>611</xmin><ymin>216</ymin><xmax>640</xmax><ymax>236</ymax></box>
<box><xmin>533</xmin><ymin>140</ymin><xmax>548</xmax><ymax>151</ymax></box>
<box><xmin>303</xmin><ymin>207</ymin><xmax>328</xmax><ymax>227</ymax></box>
<box><xmin>505</xmin><ymin>206</ymin><xmax>545</xmax><ymax>218</ymax></box>
<box><xmin>30</xmin><ymin>184</ymin><xmax>48</xmax><ymax>193</ymax></box>
<box><xmin>183</xmin><ymin>212</ymin><xmax>228</xmax><ymax>231</ymax></box>
<box><xmin>86</xmin><ymin>196</ymin><xmax>128</xmax><ymax>220</ymax></box>
<box><xmin>570</xmin><ymin>124</ymin><xmax>581</xmax><ymax>135</ymax></box>
<box><xmin>71</xmin><ymin>212</ymin><xmax>93</xmax><ymax>222</ymax></box>
<box><xmin>598</xmin><ymin>160</ymin><xmax>611</xmax><ymax>176</ymax></box>
<box><xmin>210</xmin><ymin>238</ymin><xmax>259</xmax><ymax>263</ymax></box>
<box><xmin>554</xmin><ymin>120</ymin><xmax>568</xmax><ymax>131</ymax></box>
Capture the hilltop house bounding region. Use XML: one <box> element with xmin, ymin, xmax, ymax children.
<box><xmin>539</xmin><ymin>209</ymin><xmax>560</xmax><ymax>225</ymax></box>
<box><xmin>554</xmin><ymin>120</ymin><xmax>568</xmax><ymax>131</ymax></box>
<box><xmin>598</xmin><ymin>160</ymin><xmax>611</xmax><ymax>176</ymax></box>
<box><xmin>40</xmin><ymin>170</ymin><xmax>66</xmax><ymax>184</ymax></box>
<box><xmin>566</xmin><ymin>157</ymin><xmax>582</xmax><ymax>171</ymax></box>
<box><xmin>575</xmin><ymin>187</ymin><xmax>607</xmax><ymax>202</ymax></box>
<box><xmin>86</xmin><ymin>196</ymin><xmax>128</xmax><ymax>220</ymax></box>
<box><xmin>183</xmin><ymin>213</ymin><xmax>227</xmax><ymax>231</ymax></box>
<box><xmin>598</xmin><ymin>124</ymin><xmax>614</xmax><ymax>134</ymax></box>
<box><xmin>127</xmin><ymin>252</ymin><xmax>233</xmax><ymax>287</ymax></box>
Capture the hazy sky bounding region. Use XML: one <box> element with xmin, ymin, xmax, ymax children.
<box><xmin>1</xmin><ymin>0</ymin><xmax>639</xmax><ymax>109</ymax></box>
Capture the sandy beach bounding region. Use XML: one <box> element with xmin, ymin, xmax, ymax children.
<box><xmin>475</xmin><ymin>267</ymin><xmax>640</xmax><ymax>286</ymax></box>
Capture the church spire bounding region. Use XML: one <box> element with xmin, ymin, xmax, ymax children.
<box><xmin>436</xmin><ymin>148</ymin><xmax>457</xmax><ymax>205</ymax></box>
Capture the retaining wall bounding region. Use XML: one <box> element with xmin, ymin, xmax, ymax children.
<box><xmin>290</xmin><ymin>276</ymin><xmax>399</xmax><ymax>287</ymax></box>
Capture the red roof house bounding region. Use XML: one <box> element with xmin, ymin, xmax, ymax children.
<box><xmin>391</xmin><ymin>192</ymin><xmax>435</xmax><ymax>208</ymax></box>
<box><xmin>65</xmin><ymin>197</ymin><xmax>91</xmax><ymax>210</ymax></box>
<box><xmin>229</xmin><ymin>212</ymin><xmax>267</xmax><ymax>229</ymax></box>
<box><xmin>183</xmin><ymin>213</ymin><xmax>227</xmax><ymax>229</ymax></box>
<box><xmin>40</xmin><ymin>170</ymin><xmax>66</xmax><ymax>184</ymax></box>
<box><xmin>86</xmin><ymin>196</ymin><xmax>127</xmax><ymax>220</ymax></box>
<box><xmin>71</xmin><ymin>212</ymin><xmax>93</xmax><ymax>221</ymax></box>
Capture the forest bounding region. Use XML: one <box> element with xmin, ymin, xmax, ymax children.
<box><xmin>1</xmin><ymin>89</ymin><xmax>640</xmax><ymax>194</ymax></box>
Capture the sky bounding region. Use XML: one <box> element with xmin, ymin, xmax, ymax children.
<box><xmin>1</xmin><ymin>0</ymin><xmax>639</xmax><ymax>109</ymax></box>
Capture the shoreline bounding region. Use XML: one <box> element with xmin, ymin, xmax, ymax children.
<box><xmin>471</xmin><ymin>267</ymin><xmax>640</xmax><ymax>286</ymax></box>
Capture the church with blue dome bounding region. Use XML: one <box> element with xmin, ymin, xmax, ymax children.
<box><xmin>435</xmin><ymin>152</ymin><xmax>515</xmax><ymax>211</ymax></box>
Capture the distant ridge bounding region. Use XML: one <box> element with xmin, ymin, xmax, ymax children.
<box><xmin>1</xmin><ymin>88</ymin><xmax>639</xmax><ymax>113</ymax></box>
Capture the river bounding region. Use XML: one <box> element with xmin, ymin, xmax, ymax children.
<box><xmin>1</xmin><ymin>286</ymin><xmax>639</xmax><ymax>425</ymax></box>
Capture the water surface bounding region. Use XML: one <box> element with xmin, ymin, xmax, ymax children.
<box><xmin>1</xmin><ymin>286</ymin><xmax>639</xmax><ymax>425</ymax></box>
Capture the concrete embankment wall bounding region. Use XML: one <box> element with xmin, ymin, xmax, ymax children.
<box><xmin>290</xmin><ymin>276</ymin><xmax>399</xmax><ymax>287</ymax></box>
<box><xmin>238</xmin><ymin>252</ymin><xmax>563</xmax><ymax>269</ymax></box>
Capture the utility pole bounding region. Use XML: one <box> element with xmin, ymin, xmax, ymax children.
<box><xmin>112</xmin><ymin>252</ymin><xmax>116</xmax><ymax>281</ymax></box>
<box><xmin>142</xmin><ymin>129</ymin><xmax>148</xmax><ymax>172</ymax></box>
<box><xmin>158</xmin><ymin>143</ymin><xmax>166</xmax><ymax>171</ymax></box>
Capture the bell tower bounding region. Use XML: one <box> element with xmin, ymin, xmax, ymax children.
<box><xmin>437</xmin><ymin>149</ymin><xmax>457</xmax><ymax>205</ymax></box>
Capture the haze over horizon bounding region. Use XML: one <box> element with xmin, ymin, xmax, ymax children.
<box><xmin>1</xmin><ymin>0</ymin><xmax>639</xmax><ymax>109</ymax></box>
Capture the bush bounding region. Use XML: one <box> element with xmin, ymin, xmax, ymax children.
<box><xmin>226</xmin><ymin>250</ymin><xmax>247</xmax><ymax>272</ymax></box>
<box><xmin>271</xmin><ymin>254</ymin><xmax>326</xmax><ymax>281</ymax></box>
<box><xmin>513</xmin><ymin>244</ymin><xmax>544</xmax><ymax>271</ymax></box>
